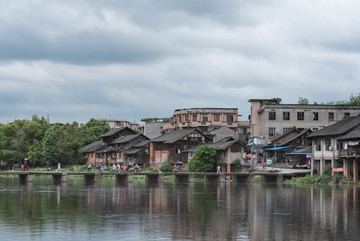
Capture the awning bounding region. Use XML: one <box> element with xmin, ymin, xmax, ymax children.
<box><xmin>265</xmin><ymin>145</ymin><xmax>293</xmax><ymax>151</ymax></box>
<box><xmin>256</xmin><ymin>144</ymin><xmax>274</xmax><ymax>149</ymax></box>
<box><xmin>284</xmin><ymin>152</ymin><xmax>312</xmax><ymax>155</ymax></box>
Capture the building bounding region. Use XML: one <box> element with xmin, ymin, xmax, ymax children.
<box><xmin>138</xmin><ymin>122</ymin><xmax>167</xmax><ymax>139</ymax></box>
<box><xmin>149</xmin><ymin>129</ymin><xmax>212</xmax><ymax>168</ymax></box>
<box><xmin>307</xmin><ymin>115</ymin><xmax>360</xmax><ymax>180</ymax></box>
<box><xmin>81</xmin><ymin>127</ymin><xmax>150</xmax><ymax>166</ymax></box>
<box><xmin>163</xmin><ymin>108</ymin><xmax>250</xmax><ymax>135</ymax></box>
<box><xmin>249</xmin><ymin>98</ymin><xmax>360</xmax><ymax>142</ymax></box>
<box><xmin>106</xmin><ymin>119</ymin><xmax>139</xmax><ymax>130</ymax></box>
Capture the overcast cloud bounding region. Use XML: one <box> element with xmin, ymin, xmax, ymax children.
<box><xmin>1</xmin><ymin>0</ymin><xmax>360</xmax><ymax>124</ymax></box>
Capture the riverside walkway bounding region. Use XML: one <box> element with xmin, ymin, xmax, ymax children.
<box><xmin>0</xmin><ymin>169</ymin><xmax>310</xmax><ymax>185</ymax></box>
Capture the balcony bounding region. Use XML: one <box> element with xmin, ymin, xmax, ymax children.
<box><xmin>338</xmin><ymin>148</ymin><xmax>360</xmax><ymax>158</ymax></box>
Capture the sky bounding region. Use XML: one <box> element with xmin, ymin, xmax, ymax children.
<box><xmin>1</xmin><ymin>0</ymin><xmax>360</xmax><ymax>124</ymax></box>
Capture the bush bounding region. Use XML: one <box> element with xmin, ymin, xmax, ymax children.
<box><xmin>232</xmin><ymin>159</ymin><xmax>242</xmax><ymax>171</ymax></box>
<box><xmin>159</xmin><ymin>160</ymin><xmax>173</xmax><ymax>172</ymax></box>
<box><xmin>188</xmin><ymin>146</ymin><xmax>217</xmax><ymax>172</ymax></box>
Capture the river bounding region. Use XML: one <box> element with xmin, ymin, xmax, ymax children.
<box><xmin>0</xmin><ymin>176</ymin><xmax>359</xmax><ymax>241</ymax></box>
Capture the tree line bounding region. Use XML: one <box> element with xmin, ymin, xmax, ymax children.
<box><xmin>0</xmin><ymin>116</ymin><xmax>111</xmax><ymax>167</ymax></box>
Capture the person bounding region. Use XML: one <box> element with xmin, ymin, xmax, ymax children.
<box><xmin>87</xmin><ymin>163</ymin><xmax>92</xmax><ymax>172</ymax></box>
<box><xmin>104</xmin><ymin>165</ymin><xmax>108</xmax><ymax>171</ymax></box>
<box><xmin>23</xmin><ymin>161</ymin><xmax>29</xmax><ymax>171</ymax></box>
<box><xmin>216</xmin><ymin>165</ymin><xmax>221</xmax><ymax>173</ymax></box>
<box><xmin>173</xmin><ymin>164</ymin><xmax>177</xmax><ymax>172</ymax></box>
<box><xmin>57</xmin><ymin>162</ymin><xmax>61</xmax><ymax>172</ymax></box>
<box><xmin>46</xmin><ymin>162</ymin><xmax>51</xmax><ymax>171</ymax></box>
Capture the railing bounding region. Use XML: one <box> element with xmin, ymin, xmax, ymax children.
<box><xmin>338</xmin><ymin>149</ymin><xmax>360</xmax><ymax>157</ymax></box>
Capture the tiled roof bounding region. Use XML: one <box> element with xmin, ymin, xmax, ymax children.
<box><xmin>279</xmin><ymin>129</ymin><xmax>312</xmax><ymax>146</ymax></box>
<box><xmin>100</xmin><ymin>127</ymin><xmax>129</xmax><ymax>138</ymax></box>
<box><xmin>152</xmin><ymin>129</ymin><xmax>207</xmax><ymax>144</ymax></box>
<box><xmin>111</xmin><ymin>134</ymin><xmax>141</xmax><ymax>144</ymax></box>
<box><xmin>307</xmin><ymin>116</ymin><xmax>360</xmax><ymax>138</ymax></box>
<box><xmin>337</xmin><ymin>128</ymin><xmax>360</xmax><ymax>140</ymax></box>
<box><xmin>271</xmin><ymin>128</ymin><xmax>299</xmax><ymax>143</ymax></box>
<box><xmin>80</xmin><ymin>141</ymin><xmax>106</xmax><ymax>153</ymax></box>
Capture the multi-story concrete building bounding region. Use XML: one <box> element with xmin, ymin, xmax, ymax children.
<box><xmin>163</xmin><ymin>108</ymin><xmax>250</xmax><ymax>135</ymax></box>
<box><xmin>106</xmin><ymin>119</ymin><xmax>139</xmax><ymax>130</ymax></box>
<box><xmin>249</xmin><ymin>98</ymin><xmax>360</xmax><ymax>142</ymax></box>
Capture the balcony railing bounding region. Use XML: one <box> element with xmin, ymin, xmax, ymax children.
<box><xmin>338</xmin><ymin>149</ymin><xmax>360</xmax><ymax>157</ymax></box>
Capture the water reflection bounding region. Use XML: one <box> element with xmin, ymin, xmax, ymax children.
<box><xmin>1</xmin><ymin>177</ymin><xmax>360</xmax><ymax>240</ymax></box>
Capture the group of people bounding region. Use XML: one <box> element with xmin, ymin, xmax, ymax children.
<box><xmin>86</xmin><ymin>162</ymin><xmax>141</xmax><ymax>172</ymax></box>
<box><xmin>111</xmin><ymin>163</ymin><xmax>141</xmax><ymax>172</ymax></box>
<box><xmin>87</xmin><ymin>163</ymin><xmax>108</xmax><ymax>172</ymax></box>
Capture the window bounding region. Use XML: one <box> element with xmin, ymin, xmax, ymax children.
<box><xmin>179</xmin><ymin>115</ymin><xmax>182</xmax><ymax>123</ymax></box>
<box><xmin>297</xmin><ymin>112</ymin><xmax>304</xmax><ymax>121</ymax></box>
<box><xmin>203</xmin><ymin>114</ymin><xmax>208</xmax><ymax>122</ymax></box>
<box><xmin>269</xmin><ymin>112</ymin><xmax>276</xmax><ymax>120</ymax></box>
<box><xmin>325</xmin><ymin>139</ymin><xmax>332</xmax><ymax>151</ymax></box>
<box><xmin>328</xmin><ymin>112</ymin><xmax>334</xmax><ymax>122</ymax></box>
<box><xmin>269</xmin><ymin>127</ymin><xmax>276</xmax><ymax>137</ymax></box>
<box><xmin>344</xmin><ymin>112</ymin><xmax>350</xmax><ymax>118</ymax></box>
<box><xmin>283</xmin><ymin>128</ymin><xmax>291</xmax><ymax>134</ymax></box>
<box><xmin>313</xmin><ymin>128</ymin><xmax>318</xmax><ymax>132</ymax></box>
<box><xmin>313</xmin><ymin>112</ymin><xmax>319</xmax><ymax>121</ymax></box>
<box><xmin>226</xmin><ymin>114</ymin><xmax>233</xmax><ymax>124</ymax></box>
<box><xmin>185</xmin><ymin>114</ymin><xmax>189</xmax><ymax>122</ymax></box>
<box><xmin>192</xmin><ymin>114</ymin><xmax>197</xmax><ymax>122</ymax></box>
<box><xmin>240</xmin><ymin>128</ymin><xmax>247</xmax><ymax>135</ymax></box>
<box><xmin>283</xmin><ymin>112</ymin><xmax>290</xmax><ymax>121</ymax></box>
<box><xmin>315</xmin><ymin>139</ymin><xmax>321</xmax><ymax>151</ymax></box>
<box><xmin>214</xmin><ymin>114</ymin><xmax>220</xmax><ymax>122</ymax></box>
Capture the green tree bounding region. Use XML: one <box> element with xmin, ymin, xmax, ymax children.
<box><xmin>188</xmin><ymin>146</ymin><xmax>217</xmax><ymax>172</ymax></box>
<box><xmin>80</xmin><ymin>118</ymin><xmax>111</xmax><ymax>145</ymax></box>
<box><xmin>42</xmin><ymin>122</ymin><xmax>83</xmax><ymax>165</ymax></box>
<box><xmin>0</xmin><ymin>116</ymin><xmax>49</xmax><ymax>165</ymax></box>
<box><xmin>298</xmin><ymin>97</ymin><xmax>309</xmax><ymax>105</ymax></box>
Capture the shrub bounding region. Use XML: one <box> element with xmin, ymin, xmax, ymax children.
<box><xmin>159</xmin><ymin>160</ymin><xmax>173</xmax><ymax>172</ymax></box>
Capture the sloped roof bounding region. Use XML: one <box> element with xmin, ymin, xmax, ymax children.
<box><xmin>307</xmin><ymin>115</ymin><xmax>360</xmax><ymax>138</ymax></box>
<box><xmin>125</xmin><ymin>149</ymin><xmax>141</xmax><ymax>155</ymax></box>
<box><xmin>133</xmin><ymin>139</ymin><xmax>150</xmax><ymax>147</ymax></box>
<box><xmin>152</xmin><ymin>129</ymin><xmax>208</xmax><ymax>144</ymax></box>
<box><xmin>100</xmin><ymin>127</ymin><xmax>135</xmax><ymax>138</ymax></box>
<box><xmin>270</xmin><ymin>128</ymin><xmax>299</xmax><ymax>143</ymax></box>
<box><xmin>80</xmin><ymin>141</ymin><xmax>105</xmax><ymax>153</ymax></box>
<box><xmin>111</xmin><ymin>134</ymin><xmax>142</xmax><ymax>144</ymax></box>
<box><xmin>337</xmin><ymin>127</ymin><xmax>360</xmax><ymax>140</ymax></box>
<box><xmin>186</xmin><ymin>137</ymin><xmax>246</xmax><ymax>152</ymax></box>
<box><xmin>278</xmin><ymin>129</ymin><xmax>312</xmax><ymax>147</ymax></box>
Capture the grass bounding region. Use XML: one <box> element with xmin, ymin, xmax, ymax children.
<box><xmin>283</xmin><ymin>174</ymin><xmax>354</xmax><ymax>185</ymax></box>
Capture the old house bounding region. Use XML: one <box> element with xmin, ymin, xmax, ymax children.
<box><xmin>149</xmin><ymin>128</ymin><xmax>212</xmax><ymax>168</ymax></box>
<box><xmin>81</xmin><ymin>127</ymin><xmax>136</xmax><ymax>166</ymax></box>
<box><xmin>307</xmin><ymin>115</ymin><xmax>360</xmax><ymax>179</ymax></box>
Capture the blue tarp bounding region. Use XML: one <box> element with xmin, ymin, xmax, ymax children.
<box><xmin>265</xmin><ymin>145</ymin><xmax>293</xmax><ymax>151</ymax></box>
<box><xmin>284</xmin><ymin>152</ymin><xmax>311</xmax><ymax>155</ymax></box>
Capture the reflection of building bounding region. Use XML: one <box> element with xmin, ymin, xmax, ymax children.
<box><xmin>163</xmin><ymin>108</ymin><xmax>250</xmax><ymax>135</ymax></box>
<box><xmin>106</xmin><ymin>119</ymin><xmax>139</xmax><ymax>130</ymax></box>
<box><xmin>249</xmin><ymin>98</ymin><xmax>360</xmax><ymax>142</ymax></box>
<box><xmin>307</xmin><ymin>115</ymin><xmax>360</xmax><ymax>180</ymax></box>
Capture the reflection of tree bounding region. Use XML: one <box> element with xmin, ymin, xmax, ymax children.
<box><xmin>189</xmin><ymin>184</ymin><xmax>216</xmax><ymax>221</ymax></box>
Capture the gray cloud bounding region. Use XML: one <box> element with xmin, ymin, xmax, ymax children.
<box><xmin>1</xmin><ymin>0</ymin><xmax>360</xmax><ymax>124</ymax></box>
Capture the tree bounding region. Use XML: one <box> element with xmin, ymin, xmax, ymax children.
<box><xmin>80</xmin><ymin>118</ymin><xmax>111</xmax><ymax>145</ymax></box>
<box><xmin>298</xmin><ymin>97</ymin><xmax>309</xmax><ymax>105</ymax></box>
<box><xmin>188</xmin><ymin>146</ymin><xmax>217</xmax><ymax>172</ymax></box>
<box><xmin>42</xmin><ymin>122</ymin><xmax>84</xmax><ymax>165</ymax></box>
